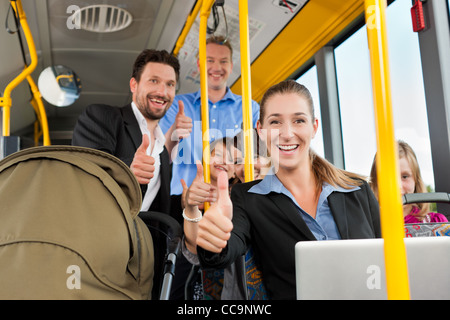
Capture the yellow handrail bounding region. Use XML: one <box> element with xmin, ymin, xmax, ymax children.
<box><xmin>0</xmin><ymin>0</ymin><xmax>51</xmax><ymax>145</ymax></box>
<box><xmin>173</xmin><ymin>0</ymin><xmax>204</xmax><ymax>57</ymax></box>
<box><xmin>365</xmin><ymin>0</ymin><xmax>410</xmax><ymax>300</ymax></box>
<box><xmin>199</xmin><ymin>0</ymin><xmax>215</xmax><ymax>211</ymax></box>
<box><xmin>26</xmin><ymin>75</ymin><xmax>51</xmax><ymax>146</ymax></box>
<box><xmin>239</xmin><ymin>0</ymin><xmax>254</xmax><ymax>182</ymax></box>
<box><xmin>29</xmin><ymin>89</ymin><xmax>43</xmax><ymax>145</ymax></box>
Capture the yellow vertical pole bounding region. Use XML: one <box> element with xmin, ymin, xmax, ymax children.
<box><xmin>238</xmin><ymin>0</ymin><xmax>254</xmax><ymax>182</ymax></box>
<box><xmin>365</xmin><ymin>0</ymin><xmax>410</xmax><ymax>300</ymax></box>
<box><xmin>199</xmin><ymin>0</ymin><xmax>215</xmax><ymax>210</ymax></box>
<box><xmin>27</xmin><ymin>75</ymin><xmax>51</xmax><ymax>146</ymax></box>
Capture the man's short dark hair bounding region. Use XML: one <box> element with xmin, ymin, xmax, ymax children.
<box><xmin>132</xmin><ymin>49</ymin><xmax>180</xmax><ymax>82</ymax></box>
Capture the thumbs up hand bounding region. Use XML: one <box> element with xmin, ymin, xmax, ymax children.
<box><xmin>165</xmin><ymin>100</ymin><xmax>193</xmax><ymax>158</ymax></box>
<box><xmin>183</xmin><ymin>161</ymin><xmax>217</xmax><ymax>209</ymax></box>
<box><xmin>173</xmin><ymin>100</ymin><xmax>193</xmax><ymax>140</ymax></box>
<box><xmin>197</xmin><ymin>170</ymin><xmax>233</xmax><ymax>253</ymax></box>
<box><xmin>130</xmin><ymin>134</ymin><xmax>155</xmax><ymax>184</ymax></box>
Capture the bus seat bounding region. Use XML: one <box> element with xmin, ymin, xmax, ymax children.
<box><xmin>405</xmin><ymin>223</ymin><xmax>450</xmax><ymax>237</ymax></box>
<box><xmin>196</xmin><ymin>246</ymin><xmax>269</xmax><ymax>300</ymax></box>
<box><xmin>244</xmin><ymin>246</ymin><xmax>269</xmax><ymax>300</ymax></box>
<box><xmin>403</xmin><ymin>192</ymin><xmax>450</xmax><ymax>237</ymax></box>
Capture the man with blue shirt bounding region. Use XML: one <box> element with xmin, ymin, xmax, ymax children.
<box><xmin>159</xmin><ymin>35</ymin><xmax>259</xmax><ymax>300</ymax></box>
<box><xmin>159</xmin><ymin>35</ymin><xmax>260</xmax><ymax>196</ymax></box>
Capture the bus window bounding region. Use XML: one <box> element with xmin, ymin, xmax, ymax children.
<box><xmin>448</xmin><ymin>0</ymin><xmax>450</xmax><ymax>18</ymax></box>
<box><xmin>335</xmin><ymin>0</ymin><xmax>434</xmax><ymax>189</ymax></box>
<box><xmin>296</xmin><ymin>65</ymin><xmax>325</xmax><ymax>158</ymax></box>
<box><xmin>335</xmin><ymin>25</ymin><xmax>375</xmax><ymax>178</ymax></box>
<box><xmin>386</xmin><ymin>0</ymin><xmax>434</xmax><ymax>189</ymax></box>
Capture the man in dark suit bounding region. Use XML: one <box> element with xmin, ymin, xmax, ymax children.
<box><xmin>72</xmin><ymin>49</ymin><xmax>179</xmax><ymax>215</ymax></box>
<box><xmin>72</xmin><ymin>50</ymin><xmax>180</xmax><ymax>299</ymax></box>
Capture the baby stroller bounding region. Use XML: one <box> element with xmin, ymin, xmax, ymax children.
<box><xmin>0</xmin><ymin>145</ymin><xmax>181</xmax><ymax>300</ymax></box>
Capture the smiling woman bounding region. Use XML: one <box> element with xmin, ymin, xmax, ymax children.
<box><xmin>258</xmin><ymin>92</ymin><xmax>318</xmax><ymax>174</ymax></box>
<box><xmin>195</xmin><ymin>79</ymin><xmax>381</xmax><ymax>299</ymax></box>
<box><xmin>256</xmin><ymin>80</ymin><xmax>367</xmax><ymax>209</ymax></box>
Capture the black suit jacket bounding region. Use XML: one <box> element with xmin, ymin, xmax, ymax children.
<box><xmin>198</xmin><ymin>179</ymin><xmax>381</xmax><ymax>300</ymax></box>
<box><xmin>72</xmin><ymin>103</ymin><xmax>171</xmax><ymax>214</ymax></box>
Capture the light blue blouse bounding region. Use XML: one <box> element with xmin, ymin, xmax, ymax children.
<box><xmin>248</xmin><ymin>170</ymin><xmax>360</xmax><ymax>240</ymax></box>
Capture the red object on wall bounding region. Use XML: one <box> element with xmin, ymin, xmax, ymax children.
<box><xmin>411</xmin><ymin>1</ymin><xmax>425</xmax><ymax>32</ymax></box>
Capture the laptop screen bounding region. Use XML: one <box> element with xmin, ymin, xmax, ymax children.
<box><xmin>295</xmin><ymin>237</ymin><xmax>450</xmax><ymax>300</ymax></box>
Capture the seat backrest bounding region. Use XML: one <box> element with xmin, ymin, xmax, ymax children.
<box><xmin>405</xmin><ymin>222</ymin><xmax>450</xmax><ymax>237</ymax></box>
<box><xmin>403</xmin><ymin>192</ymin><xmax>450</xmax><ymax>237</ymax></box>
<box><xmin>0</xmin><ymin>146</ymin><xmax>154</xmax><ymax>299</ymax></box>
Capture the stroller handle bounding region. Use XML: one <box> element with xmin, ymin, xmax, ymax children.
<box><xmin>138</xmin><ymin>211</ymin><xmax>182</xmax><ymax>256</ymax></box>
<box><xmin>138</xmin><ymin>211</ymin><xmax>183</xmax><ymax>300</ymax></box>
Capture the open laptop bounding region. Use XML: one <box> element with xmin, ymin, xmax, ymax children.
<box><xmin>295</xmin><ymin>237</ymin><xmax>450</xmax><ymax>300</ymax></box>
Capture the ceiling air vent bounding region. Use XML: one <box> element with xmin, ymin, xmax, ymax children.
<box><xmin>76</xmin><ymin>5</ymin><xmax>133</xmax><ymax>33</ymax></box>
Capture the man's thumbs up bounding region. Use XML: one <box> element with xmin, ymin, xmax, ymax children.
<box><xmin>174</xmin><ymin>100</ymin><xmax>192</xmax><ymax>140</ymax></box>
<box><xmin>137</xmin><ymin>132</ymin><xmax>150</xmax><ymax>153</ymax></box>
<box><xmin>197</xmin><ymin>171</ymin><xmax>233</xmax><ymax>253</ymax></box>
<box><xmin>130</xmin><ymin>134</ymin><xmax>155</xmax><ymax>184</ymax></box>
<box><xmin>178</xmin><ymin>99</ymin><xmax>185</xmax><ymax>116</ymax></box>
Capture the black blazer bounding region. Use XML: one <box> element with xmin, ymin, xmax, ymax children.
<box><xmin>72</xmin><ymin>103</ymin><xmax>171</xmax><ymax>214</ymax></box>
<box><xmin>198</xmin><ymin>179</ymin><xmax>381</xmax><ymax>300</ymax></box>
